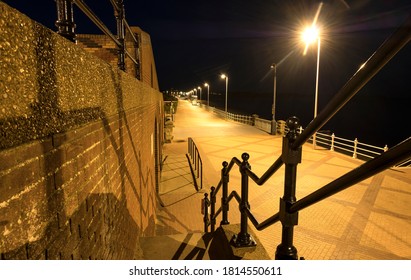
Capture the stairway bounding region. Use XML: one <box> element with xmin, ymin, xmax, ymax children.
<box><xmin>138</xmin><ymin>146</ymin><xmax>271</xmax><ymax>260</ymax></box>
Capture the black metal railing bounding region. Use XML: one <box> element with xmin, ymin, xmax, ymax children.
<box><xmin>202</xmin><ymin>12</ymin><xmax>411</xmax><ymax>260</ymax></box>
<box><xmin>188</xmin><ymin>137</ymin><xmax>203</xmax><ymax>190</ymax></box>
<box><xmin>55</xmin><ymin>0</ymin><xmax>140</xmax><ymax>78</ymax></box>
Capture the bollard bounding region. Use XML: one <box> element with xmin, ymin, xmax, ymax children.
<box><xmin>275</xmin><ymin>116</ymin><xmax>301</xmax><ymax>260</ymax></box>
<box><xmin>221</xmin><ymin>161</ymin><xmax>230</xmax><ymax>225</ymax></box>
<box><xmin>232</xmin><ymin>153</ymin><xmax>256</xmax><ymax>247</ymax></box>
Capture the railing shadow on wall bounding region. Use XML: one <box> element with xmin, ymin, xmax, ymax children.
<box><xmin>55</xmin><ymin>0</ymin><xmax>140</xmax><ymax>78</ymax></box>
<box><xmin>201</xmin><ymin>12</ymin><xmax>411</xmax><ymax>260</ymax></box>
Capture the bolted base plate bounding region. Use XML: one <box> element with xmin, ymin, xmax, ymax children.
<box><xmin>231</xmin><ymin>233</ymin><xmax>257</xmax><ymax>248</ymax></box>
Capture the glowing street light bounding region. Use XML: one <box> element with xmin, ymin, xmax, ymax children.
<box><xmin>302</xmin><ymin>2</ymin><xmax>323</xmax><ymax>148</ymax></box>
<box><xmin>204</xmin><ymin>83</ymin><xmax>210</xmax><ymax>106</ymax></box>
<box><xmin>220</xmin><ymin>74</ymin><xmax>228</xmax><ymax>113</ymax></box>
<box><xmin>197</xmin><ymin>86</ymin><xmax>202</xmax><ymax>102</ymax></box>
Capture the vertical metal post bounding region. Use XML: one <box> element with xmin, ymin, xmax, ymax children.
<box><xmin>275</xmin><ymin>116</ymin><xmax>302</xmax><ymax>260</ymax></box>
<box><xmin>55</xmin><ymin>0</ymin><xmax>76</xmax><ymax>42</ymax></box>
<box><xmin>331</xmin><ymin>133</ymin><xmax>335</xmax><ymax>151</ymax></box>
<box><xmin>271</xmin><ymin>63</ymin><xmax>277</xmax><ymax>135</ymax></box>
<box><xmin>203</xmin><ymin>193</ymin><xmax>209</xmax><ymax>233</ymax></box>
<box><xmin>221</xmin><ymin>161</ymin><xmax>230</xmax><ymax>225</ymax></box>
<box><xmin>232</xmin><ymin>153</ymin><xmax>256</xmax><ymax>247</ymax></box>
<box><xmin>353</xmin><ymin>138</ymin><xmax>358</xmax><ymax>159</ymax></box>
<box><xmin>114</xmin><ymin>0</ymin><xmax>126</xmax><ymax>70</ymax></box>
<box><xmin>210</xmin><ymin>187</ymin><xmax>216</xmax><ymax>232</ymax></box>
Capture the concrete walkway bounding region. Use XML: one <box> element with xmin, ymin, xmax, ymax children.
<box><xmin>157</xmin><ymin>99</ymin><xmax>411</xmax><ymax>260</ymax></box>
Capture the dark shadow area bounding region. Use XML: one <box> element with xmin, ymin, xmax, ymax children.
<box><xmin>1</xmin><ymin>193</ymin><xmax>142</xmax><ymax>259</ymax></box>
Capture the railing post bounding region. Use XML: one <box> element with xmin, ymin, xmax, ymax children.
<box><xmin>221</xmin><ymin>161</ymin><xmax>230</xmax><ymax>225</ymax></box>
<box><xmin>210</xmin><ymin>187</ymin><xmax>216</xmax><ymax>232</ymax></box>
<box><xmin>55</xmin><ymin>0</ymin><xmax>76</xmax><ymax>42</ymax></box>
<box><xmin>203</xmin><ymin>193</ymin><xmax>210</xmax><ymax>233</ymax></box>
<box><xmin>114</xmin><ymin>0</ymin><xmax>126</xmax><ymax>70</ymax></box>
<box><xmin>275</xmin><ymin>116</ymin><xmax>301</xmax><ymax>260</ymax></box>
<box><xmin>331</xmin><ymin>133</ymin><xmax>335</xmax><ymax>151</ymax></box>
<box><xmin>232</xmin><ymin>153</ymin><xmax>257</xmax><ymax>247</ymax></box>
<box><xmin>353</xmin><ymin>138</ymin><xmax>358</xmax><ymax>159</ymax></box>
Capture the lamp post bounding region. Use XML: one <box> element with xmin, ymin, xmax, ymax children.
<box><xmin>220</xmin><ymin>74</ymin><xmax>228</xmax><ymax>113</ymax></box>
<box><xmin>270</xmin><ymin>63</ymin><xmax>277</xmax><ymax>135</ymax></box>
<box><xmin>197</xmin><ymin>86</ymin><xmax>202</xmax><ymax>104</ymax></box>
<box><xmin>302</xmin><ymin>25</ymin><xmax>321</xmax><ymax>149</ymax></box>
<box><xmin>193</xmin><ymin>88</ymin><xmax>197</xmax><ymax>105</ymax></box>
<box><xmin>204</xmin><ymin>83</ymin><xmax>210</xmax><ymax>107</ymax></box>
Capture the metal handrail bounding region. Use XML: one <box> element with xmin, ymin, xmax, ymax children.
<box><xmin>290</xmin><ymin>137</ymin><xmax>411</xmax><ymax>213</ymax></box>
<box><xmin>73</xmin><ymin>0</ymin><xmax>121</xmax><ymax>46</ymax></box>
<box><xmin>202</xmin><ymin>12</ymin><xmax>411</xmax><ymax>259</ymax></box>
<box><xmin>188</xmin><ymin>138</ymin><xmax>203</xmax><ymax>190</ymax></box>
<box><xmin>55</xmin><ymin>0</ymin><xmax>140</xmax><ymax>75</ymax></box>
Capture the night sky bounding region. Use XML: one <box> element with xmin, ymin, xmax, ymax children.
<box><xmin>3</xmin><ymin>0</ymin><xmax>411</xmax><ymax>147</ymax></box>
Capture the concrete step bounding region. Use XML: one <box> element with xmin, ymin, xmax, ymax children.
<box><xmin>139</xmin><ymin>224</ymin><xmax>271</xmax><ymax>260</ymax></box>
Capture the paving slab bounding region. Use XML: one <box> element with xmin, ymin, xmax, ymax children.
<box><xmin>156</xmin><ymin>99</ymin><xmax>411</xmax><ymax>260</ymax></box>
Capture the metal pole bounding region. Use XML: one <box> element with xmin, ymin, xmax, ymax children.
<box><xmin>210</xmin><ymin>187</ymin><xmax>216</xmax><ymax>232</ymax></box>
<box><xmin>55</xmin><ymin>0</ymin><xmax>76</xmax><ymax>42</ymax></box>
<box><xmin>203</xmin><ymin>193</ymin><xmax>209</xmax><ymax>233</ymax></box>
<box><xmin>225</xmin><ymin>77</ymin><xmax>228</xmax><ymax>113</ymax></box>
<box><xmin>271</xmin><ymin>63</ymin><xmax>277</xmax><ymax>135</ymax></box>
<box><xmin>221</xmin><ymin>161</ymin><xmax>230</xmax><ymax>225</ymax></box>
<box><xmin>232</xmin><ymin>153</ymin><xmax>256</xmax><ymax>247</ymax></box>
<box><xmin>275</xmin><ymin>116</ymin><xmax>301</xmax><ymax>260</ymax></box>
<box><xmin>313</xmin><ymin>38</ymin><xmax>320</xmax><ymax>149</ymax></box>
<box><xmin>115</xmin><ymin>0</ymin><xmax>126</xmax><ymax>71</ymax></box>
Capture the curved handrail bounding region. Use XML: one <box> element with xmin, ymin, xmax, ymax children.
<box><xmin>202</xmin><ymin>12</ymin><xmax>411</xmax><ymax>259</ymax></box>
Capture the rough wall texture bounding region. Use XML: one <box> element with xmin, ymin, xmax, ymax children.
<box><xmin>0</xmin><ymin>2</ymin><xmax>164</xmax><ymax>259</ymax></box>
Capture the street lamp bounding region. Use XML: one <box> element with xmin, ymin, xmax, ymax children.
<box><xmin>220</xmin><ymin>74</ymin><xmax>228</xmax><ymax>113</ymax></box>
<box><xmin>204</xmin><ymin>83</ymin><xmax>210</xmax><ymax>107</ymax></box>
<box><xmin>302</xmin><ymin>24</ymin><xmax>321</xmax><ymax>148</ymax></box>
<box><xmin>197</xmin><ymin>86</ymin><xmax>202</xmax><ymax>103</ymax></box>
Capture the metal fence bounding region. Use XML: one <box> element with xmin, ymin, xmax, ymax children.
<box><xmin>201</xmin><ymin>105</ymin><xmax>409</xmax><ymax>168</ymax></box>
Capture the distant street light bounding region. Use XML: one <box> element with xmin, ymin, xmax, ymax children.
<box><xmin>197</xmin><ymin>86</ymin><xmax>202</xmax><ymax>102</ymax></box>
<box><xmin>204</xmin><ymin>83</ymin><xmax>210</xmax><ymax>106</ymax></box>
<box><xmin>220</xmin><ymin>74</ymin><xmax>228</xmax><ymax>113</ymax></box>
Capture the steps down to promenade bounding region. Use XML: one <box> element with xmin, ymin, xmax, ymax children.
<box><xmin>139</xmin><ymin>100</ymin><xmax>411</xmax><ymax>260</ymax></box>
<box><xmin>139</xmin><ymin>139</ymin><xmax>271</xmax><ymax>260</ymax></box>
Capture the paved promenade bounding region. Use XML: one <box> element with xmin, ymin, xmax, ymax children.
<box><xmin>157</xmin><ymin>99</ymin><xmax>411</xmax><ymax>260</ymax></box>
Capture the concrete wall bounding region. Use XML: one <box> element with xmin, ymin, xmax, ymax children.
<box><xmin>0</xmin><ymin>2</ymin><xmax>164</xmax><ymax>259</ymax></box>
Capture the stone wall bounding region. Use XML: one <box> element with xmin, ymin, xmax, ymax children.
<box><xmin>0</xmin><ymin>2</ymin><xmax>163</xmax><ymax>259</ymax></box>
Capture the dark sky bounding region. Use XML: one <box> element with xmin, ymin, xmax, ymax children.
<box><xmin>3</xmin><ymin>0</ymin><xmax>411</xmax><ymax>146</ymax></box>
